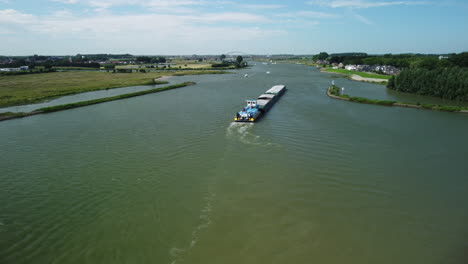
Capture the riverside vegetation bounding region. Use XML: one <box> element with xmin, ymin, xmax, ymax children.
<box><xmin>322</xmin><ymin>68</ymin><xmax>390</xmax><ymax>83</ymax></box>
<box><xmin>388</xmin><ymin>67</ymin><xmax>468</xmax><ymax>101</ymax></box>
<box><xmin>328</xmin><ymin>85</ymin><xmax>468</xmax><ymax>113</ymax></box>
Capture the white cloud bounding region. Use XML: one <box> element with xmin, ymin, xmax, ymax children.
<box><xmin>278</xmin><ymin>10</ymin><xmax>337</xmax><ymax>18</ymax></box>
<box><xmin>307</xmin><ymin>0</ymin><xmax>427</xmax><ymax>8</ymax></box>
<box><xmin>0</xmin><ymin>8</ymin><xmax>282</xmax><ymax>53</ymax></box>
<box><xmin>49</xmin><ymin>0</ymin><xmax>213</xmax><ymax>13</ymax></box>
<box><xmin>0</xmin><ymin>9</ymin><xmax>37</xmax><ymax>24</ymax></box>
<box><xmin>51</xmin><ymin>0</ymin><xmax>79</xmax><ymax>4</ymax></box>
<box><xmin>50</xmin><ymin>0</ymin><xmax>207</xmax><ymax>8</ymax></box>
<box><xmin>240</xmin><ymin>4</ymin><xmax>286</xmax><ymax>9</ymax></box>
<box><xmin>190</xmin><ymin>12</ymin><xmax>270</xmax><ymax>23</ymax></box>
<box><xmin>352</xmin><ymin>12</ymin><xmax>372</xmax><ymax>24</ymax></box>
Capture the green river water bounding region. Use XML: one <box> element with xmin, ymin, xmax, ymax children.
<box><xmin>1</xmin><ymin>63</ymin><xmax>468</xmax><ymax>264</ymax></box>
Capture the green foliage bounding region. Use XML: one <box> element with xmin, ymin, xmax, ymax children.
<box><xmin>0</xmin><ymin>112</ymin><xmax>17</xmax><ymax>117</ymax></box>
<box><xmin>329</xmin><ymin>85</ymin><xmax>341</xmax><ymax>96</ymax></box>
<box><xmin>136</xmin><ymin>56</ymin><xmax>152</xmax><ymax>63</ymax></box>
<box><xmin>328</xmin><ymin>52</ymin><xmax>468</xmax><ymax>69</ymax></box>
<box><xmin>313</xmin><ymin>52</ymin><xmax>329</xmax><ymax>61</ymax></box>
<box><xmin>211</xmin><ymin>62</ymin><xmax>238</xmax><ymax>69</ymax></box>
<box><xmin>388</xmin><ymin>67</ymin><xmax>468</xmax><ymax>101</ymax></box>
<box><xmin>151</xmin><ymin>57</ymin><xmax>166</xmax><ymax>63</ymax></box>
<box><xmin>449</xmin><ymin>52</ymin><xmax>468</xmax><ymax>67</ymax></box>
<box><xmin>328</xmin><ymin>85</ymin><xmax>467</xmax><ymax>113</ymax></box>
<box><xmin>103</xmin><ymin>64</ymin><xmax>116</xmax><ymax>70</ymax></box>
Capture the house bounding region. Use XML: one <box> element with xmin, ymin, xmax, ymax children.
<box><xmin>345</xmin><ymin>65</ymin><xmax>357</xmax><ymax>71</ymax></box>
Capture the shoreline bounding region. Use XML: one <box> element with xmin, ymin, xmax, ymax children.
<box><xmin>155</xmin><ymin>76</ymin><xmax>172</xmax><ymax>82</ymax></box>
<box><xmin>0</xmin><ymin>70</ymin><xmax>228</xmax><ymax>108</ymax></box>
<box><xmin>319</xmin><ymin>68</ymin><xmax>388</xmax><ymax>84</ymax></box>
<box><xmin>349</xmin><ymin>74</ymin><xmax>388</xmax><ymax>83</ymax></box>
<box><xmin>0</xmin><ymin>82</ymin><xmax>196</xmax><ymax>123</ymax></box>
<box><xmin>326</xmin><ymin>85</ymin><xmax>468</xmax><ymax>114</ymax></box>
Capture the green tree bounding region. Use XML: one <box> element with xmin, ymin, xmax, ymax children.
<box><xmin>313</xmin><ymin>52</ymin><xmax>329</xmax><ymax>61</ymax></box>
<box><xmin>136</xmin><ymin>56</ymin><xmax>152</xmax><ymax>63</ymax></box>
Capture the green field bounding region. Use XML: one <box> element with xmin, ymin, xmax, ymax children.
<box><xmin>323</xmin><ymin>68</ymin><xmax>391</xmax><ymax>80</ymax></box>
<box><xmin>0</xmin><ymin>70</ymin><xmax>226</xmax><ymax>107</ymax></box>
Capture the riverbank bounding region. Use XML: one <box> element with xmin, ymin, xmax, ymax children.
<box><xmin>321</xmin><ymin>68</ymin><xmax>390</xmax><ymax>84</ymax></box>
<box><xmin>0</xmin><ymin>70</ymin><xmax>227</xmax><ymax>107</ymax></box>
<box><xmin>0</xmin><ymin>82</ymin><xmax>196</xmax><ymax>122</ymax></box>
<box><xmin>327</xmin><ymin>85</ymin><xmax>468</xmax><ymax>114</ymax></box>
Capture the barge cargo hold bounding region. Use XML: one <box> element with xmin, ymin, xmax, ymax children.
<box><xmin>234</xmin><ymin>85</ymin><xmax>286</xmax><ymax>122</ymax></box>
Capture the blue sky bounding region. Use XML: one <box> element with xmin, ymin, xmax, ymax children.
<box><xmin>1</xmin><ymin>0</ymin><xmax>467</xmax><ymax>55</ymax></box>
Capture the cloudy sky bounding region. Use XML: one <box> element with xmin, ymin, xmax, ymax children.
<box><xmin>1</xmin><ymin>0</ymin><xmax>467</xmax><ymax>55</ymax></box>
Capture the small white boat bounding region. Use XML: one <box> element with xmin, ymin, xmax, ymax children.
<box><xmin>266</xmin><ymin>71</ymin><xmax>270</xmax><ymax>74</ymax></box>
<box><xmin>244</xmin><ymin>74</ymin><xmax>249</xmax><ymax>77</ymax></box>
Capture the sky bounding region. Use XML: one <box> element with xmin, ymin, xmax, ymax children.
<box><xmin>1</xmin><ymin>0</ymin><xmax>467</xmax><ymax>55</ymax></box>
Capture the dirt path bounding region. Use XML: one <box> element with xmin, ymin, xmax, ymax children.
<box><xmin>350</xmin><ymin>74</ymin><xmax>388</xmax><ymax>83</ymax></box>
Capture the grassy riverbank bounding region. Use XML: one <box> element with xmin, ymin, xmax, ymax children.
<box><xmin>328</xmin><ymin>85</ymin><xmax>468</xmax><ymax>113</ymax></box>
<box><xmin>0</xmin><ymin>82</ymin><xmax>196</xmax><ymax>122</ymax></box>
<box><xmin>0</xmin><ymin>70</ymin><xmax>227</xmax><ymax>107</ymax></box>
<box><xmin>323</xmin><ymin>68</ymin><xmax>391</xmax><ymax>82</ymax></box>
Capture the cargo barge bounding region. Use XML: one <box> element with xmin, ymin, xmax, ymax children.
<box><xmin>234</xmin><ymin>85</ymin><xmax>286</xmax><ymax>122</ymax></box>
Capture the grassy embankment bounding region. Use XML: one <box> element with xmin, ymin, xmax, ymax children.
<box><xmin>0</xmin><ymin>82</ymin><xmax>196</xmax><ymax>122</ymax></box>
<box><xmin>322</xmin><ymin>68</ymin><xmax>391</xmax><ymax>80</ymax></box>
<box><xmin>0</xmin><ymin>70</ymin><xmax>227</xmax><ymax>107</ymax></box>
<box><xmin>327</xmin><ymin>85</ymin><xmax>468</xmax><ymax>113</ymax></box>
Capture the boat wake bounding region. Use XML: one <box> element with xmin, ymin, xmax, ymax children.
<box><xmin>226</xmin><ymin>122</ymin><xmax>273</xmax><ymax>146</ymax></box>
<box><xmin>169</xmin><ymin>191</ymin><xmax>215</xmax><ymax>264</ymax></box>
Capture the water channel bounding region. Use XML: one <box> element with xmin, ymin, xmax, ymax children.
<box><xmin>1</xmin><ymin>63</ymin><xmax>467</xmax><ymax>264</ymax></box>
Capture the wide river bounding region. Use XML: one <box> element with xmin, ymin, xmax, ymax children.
<box><xmin>1</xmin><ymin>63</ymin><xmax>468</xmax><ymax>264</ymax></box>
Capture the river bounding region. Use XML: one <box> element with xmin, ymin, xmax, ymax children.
<box><xmin>1</xmin><ymin>63</ymin><xmax>468</xmax><ymax>264</ymax></box>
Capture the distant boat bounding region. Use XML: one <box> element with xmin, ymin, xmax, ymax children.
<box><xmin>244</xmin><ymin>74</ymin><xmax>249</xmax><ymax>78</ymax></box>
<box><xmin>266</xmin><ymin>71</ymin><xmax>270</xmax><ymax>74</ymax></box>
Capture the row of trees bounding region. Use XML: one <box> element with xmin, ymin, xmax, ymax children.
<box><xmin>212</xmin><ymin>55</ymin><xmax>246</xmax><ymax>68</ymax></box>
<box><xmin>314</xmin><ymin>52</ymin><xmax>468</xmax><ymax>69</ymax></box>
<box><xmin>387</xmin><ymin>67</ymin><xmax>468</xmax><ymax>101</ymax></box>
<box><xmin>135</xmin><ymin>56</ymin><xmax>167</xmax><ymax>64</ymax></box>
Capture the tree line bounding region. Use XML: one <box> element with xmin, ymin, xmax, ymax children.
<box><xmin>212</xmin><ymin>55</ymin><xmax>246</xmax><ymax>68</ymax></box>
<box><xmin>388</xmin><ymin>66</ymin><xmax>468</xmax><ymax>101</ymax></box>
<box><xmin>313</xmin><ymin>52</ymin><xmax>468</xmax><ymax>69</ymax></box>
